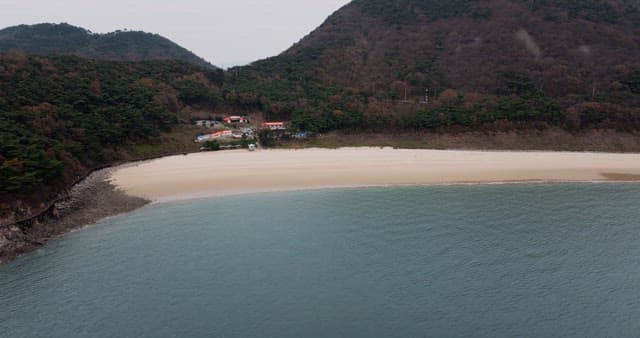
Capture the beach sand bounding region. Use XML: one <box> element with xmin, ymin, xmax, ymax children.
<box><xmin>109</xmin><ymin>148</ymin><xmax>640</xmax><ymax>202</ymax></box>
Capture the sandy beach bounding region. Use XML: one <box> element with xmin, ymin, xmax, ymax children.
<box><xmin>109</xmin><ymin>148</ymin><xmax>640</xmax><ymax>202</ymax></box>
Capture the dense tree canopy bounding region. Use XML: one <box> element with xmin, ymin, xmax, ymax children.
<box><xmin>0</xmin><ymin>54</ymin><xmax>221</xmax><ymax>203</ymax></box>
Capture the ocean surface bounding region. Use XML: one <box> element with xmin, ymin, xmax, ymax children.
<box><xmin>2</xmin><ymin>183</ymin><xmax>640</xmax><ymax>337</ymax></box>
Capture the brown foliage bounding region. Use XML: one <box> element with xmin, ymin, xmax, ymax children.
<box><xmin>439</xmin><ymin>89</ymin><xmax>459</xmax><ymax>103</ymax></box>
<box><xmin>270</xmin><ymin>0</ymin><xmax>640</xmax><ymax>108</ymax></box>
<box><xmin>89</xmin><ymin>79</ymin><xmax>102</xmax><ymax>95</ymax></box>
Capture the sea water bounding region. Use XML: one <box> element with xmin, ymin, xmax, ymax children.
<box><xmin>2</xmin><ymin>184</ymin><xmax>640</xmax><ymax>337</ymax></box>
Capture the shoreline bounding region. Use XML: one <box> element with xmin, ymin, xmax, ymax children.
<box><xmin>144</xmin><ymin>177</ymin><xmax>640</xmax><ymax>205</ymax></box>
<box><xmin>145</xmin><ymin>179</ymin><xmax>639</xmax><ymax>207</ymax></box>
<box><xmin>0</xmin><ymin>169</ymin><xmax>149</xmax><ymax>265</ymax></box>
<box><xmin>110</xmin><ymin>147</ymin><xmax>640</xmax><ymax>203</ymax></box>
<box><xmin>4</xmin><ymin>147</ymin><xmax>640</xmax><ymax>265</ymax></box>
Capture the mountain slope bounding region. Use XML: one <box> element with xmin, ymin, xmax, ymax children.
<box><xmin>0</xmin><ymin>23</ymin><xmax>214</xmax><ymax>68</ymax></box>
<box><xmin>292</xmin><ymin>0</ymin><xmax>640</xmax><ymax>95</ymax></box>
<box><xmin>233</xmin><ymin>0</ymin><xmax>640</xmax><ymax>131</ymax></box>
<box><xmin>0</xmin><ymin>54</ymin><xmax>225</xmax><ymax>224</ymax></box>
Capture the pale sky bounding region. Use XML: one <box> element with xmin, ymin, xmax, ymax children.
<box><xmin>0</xmin><ymin>0</ymin><xmax>352</xmax><ymax>68</ymax></box>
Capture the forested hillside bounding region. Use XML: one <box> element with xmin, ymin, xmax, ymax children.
<box><xmin>0</xmin><ymin>53</ymin><xmax>225</xmax><ymax>223</ymax></box>
<box><xmin>230</xmin><ymin>0</ymin><xmax>640</xmax><ymax>133</ymax></box>
<box><xmin>3</xmin><ymin>0</ymin><xmax>640</xmax><ymax>223</ymax></box>
<box><xmin>0</xmin><ymin>23</ymin><xmax>213</xmax><ymax>68</ymax></box>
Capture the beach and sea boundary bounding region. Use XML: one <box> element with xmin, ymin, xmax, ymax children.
<box><xmin>3</xmin><ymin>147</ymin><xmax>640</xmax><ymax>264</ymax></box>
<box><xmin>110</xmin><ymin>148</ymin><xmax>640</xmax><ymax>202</ymax></box>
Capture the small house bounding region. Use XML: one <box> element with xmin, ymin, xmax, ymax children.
<box><xmin>223</xmin><ymin>116</ymin><xmax>249</xmax><ymax>124</ymax></box>
<box><xmin>262</xmin><ymin>122</ymin><xmax>286</xmax><ymax>130</ymax></box>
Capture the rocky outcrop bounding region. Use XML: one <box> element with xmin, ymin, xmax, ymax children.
<box><xmin>0</xmin><ymin>168</ymin><xmax>149</xmax><ymax>264</ymax></box>
<box><xmin>0</xmin><ymin>225</ymin><xmax>31</xmax><ymax>264</ymax></box>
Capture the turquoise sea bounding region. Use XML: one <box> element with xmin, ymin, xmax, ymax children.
<box><xmin>2</xmin><ymin>183</ymin><xmax>640</xmax><ymax>337</ymax></box>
